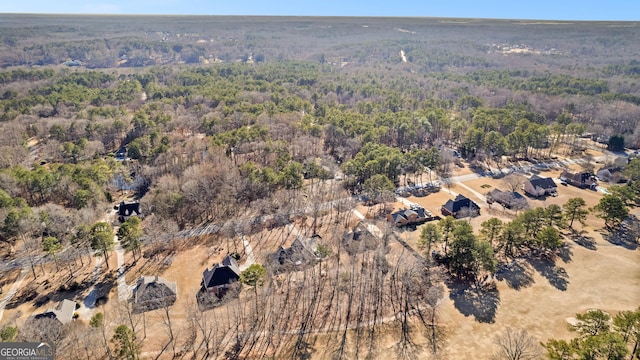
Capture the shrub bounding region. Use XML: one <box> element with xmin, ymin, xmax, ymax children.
<box><xmin>1</xmin><ymin>326</ymin><xmax>18</xmax><ymax>342</ymax></box>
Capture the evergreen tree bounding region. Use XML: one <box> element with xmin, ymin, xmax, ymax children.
<box><xmin>90</xmin><ymin>222</ymin><xmax>114</xmax><ymax>267</ymax></box>
<box><xmin>111</xmin><ymin>324</ymin><xmax>139</xmax><ymax>360</ymax></box>
<box><xmin>592</xmin><ymin>194</ymin><xmax>629</xmax><ymax>230</ymax></box>
<box><xmin>117</xmin><ymin>217</ymin><xmax>143</xmax><ymax>261</ymax></box>
<box><xmin>563</xmin><ymin>197</ymin><xmax>589</xmax><ymax>229</ymax></box>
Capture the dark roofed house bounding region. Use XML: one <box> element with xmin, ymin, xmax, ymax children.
<box><xmin>386</xmin><ymin>204</ymin><xmax>432</xmax><ymax>226</ymax></box>
<box><xmin>132</xmin><ymin>276</ymin><xmax>177</xmax><ymax>312</ymax></box>
<box><xmin>34</xmin><ymin>299</ymin><xmax>77</xmax><ymax>325</ymax></box>
<box><xmin>486</xmin><ymin>189</ymin><xmax>528</xmax><ymax>209</ymax></box>
<box><xmin>560</xmin><ymin>171</ymin><xmax>597</xmax><ymax>190</ymax></box>
<box><xmin>117</xmin><ymin>201</ymin><xmax>140</xmax><ymax>217</ymax></box>
<box><xmin>202</xmin><ymin>256</ymin><xmax>241</xmax><ymax>295</ymax></box>
<box><xmin>524</xmin><ymin>175</ymin><xmax>558</xmax><ymax>197</ymax></box>
<box><xmin>441</xmin><ymin>194</ymin><xmax>480</xmax><ymax>218</ymax></box>
<box><xmin>413</xmin><ymin>206</ymin><xmax>431</xmax><ymax>220</ymax></box>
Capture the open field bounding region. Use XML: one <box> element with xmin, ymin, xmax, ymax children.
<box><xmin>391</xmin><ymin>210</ymin><xmax>638</xmax><ymax>358</ymax></box>
<box><xmin>440</xmin><ymin>228</ymin><xmax>639</xmax><ymax>358</ymax></box>
<box><xmin>379</xmin><ymin>160</ymin><xmax>640</xmax><ymax>358</ymax></box>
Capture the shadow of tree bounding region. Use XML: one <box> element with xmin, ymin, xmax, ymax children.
<box><xmin>393</xmin><ymin>338</ymin><xmax>422</xmax><ymax>360</ymax></box>
<box><xmin>569</xmin><ymin>230</ymin><xmax>597</xmax><ymax>250</ymax></box>
<box><xmin>495</xmin><ymin>260</ymin><xmax>535</xmax><ymax>290</ymax></box>
<box><xmin>196</xmin><ymin>283</ymin><xmax>241</xmax><ymax>311</ymax></box>
<box><xmin>491</xmin><ymin>171</ymin><xmax>506</xmax><ymax>179</ymax></box>
<box><xmin>91</xmin><ymin>272</ymin><xmax>116</xmax><ymax>306</ymax></box>
<box><xmin>447</xmin><ymin>281</ymin><xmax>500</xmax><ymax>323</ymax></box>
<box><xmin>288</xmin><ymin>338</ymin><xmax>316</xmax><ymax>360</ymax></box>
<box><xmin>37</xmin><ymin>285</ymin><xmax>86</xmax><ymax>309</ymax></box>
<box><xmin>602</xmin><ymin>231</ymin><xmax>638</xmax><ymax>250</ymax></box>
<box><xmin>528</xmin><ymin>258</ymin><xmax>569</xmax><ymax>291</ymax></box>
<box><xmin>468</xmin><ymin>162</ymin><xmax>486</xmax><ymax>175</ymax></box>
<box><xmin>6</xmin><ymin>284</ymin><xmax>37</xmax><ymax>309</ymax></box>
<box><xmin>557</xmin><ymin>243</ymin><xmax>574</xmax><ymax>263</ymax></box>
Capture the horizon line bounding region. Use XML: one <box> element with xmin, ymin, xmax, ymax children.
<box><xmin>0</xmin><ymin>13</ymin><xmax>637</xmax><ymax>23</ymax></box>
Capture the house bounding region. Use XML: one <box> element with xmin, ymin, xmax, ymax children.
<box><xmin>486</xmin><ymin>189</ymin><xmax>528</xmax><ymax>209</ymax></box>
<box><xmin>524</xmin><ymin>175</ymin><xmax>558</xmax><ymax>197</ymax></box>
<box><xmin>387</xmin><ymin>204</ymin><xmax>432</xmax><ymax>226</ymax></box>
<box><xmin>441</xmin><ymin>194</ymin><xmax>480</xmax><ymax>218</ymax></box>
<box><xmin>132</xmin><ymin>276</ymin><xmax>177</xmax><ymax>312</ymax></box>
<box><xmin>64</xmin><ymin>60</ymin><xmax>83</xmax><ymax>67</ymax></box>
<box><xmin>117</xmin><ymin>201</ymin><xmax>140</xmax><ymax>217</ymax></box>
<box><xmin>596</xmin><ymin>167</ymin><xmax>627</xmax><ymax>183</ymax></box>
<box><xmin>560</xmin><ymin>171</ymin><xmax>597</xmax><ymax>190</ymax></box>
<box><xmin>202</xmin><ymin>255</ymin><xmax>241</xmax><ymax>295</ymax></box>
<box><xmin>271</xmin><ymin>235</ymin><xmax>319</xmax><ymax>271</ymax></box>
<box><xmin>343</xmin><ymin>221</ymin><xmax>379</xmax><ymax>255</ymax></box>
<box><xmin>115</xmin><ymin>147</ymin><xmax>127</xmax><ymax>161</ymax></box>
<box><xmin>34</xmin><ymin>299</ymin><xmax>77</xmax><ymax>324</ymax></box>
<box><xmin>387</xmin><ymin>208</ymin><xmax>417</xmax><ymax>226</ymax></box>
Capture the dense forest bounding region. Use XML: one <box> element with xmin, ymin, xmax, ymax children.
<box><xmin>0</xmin><ymin>15</ymin><xmax>639</xmax><ymax>359</ymax></box>
<box><xmin>1</xmin><ymin>60</ymin><xmax>638</xmax><ymax>231</ymax></box>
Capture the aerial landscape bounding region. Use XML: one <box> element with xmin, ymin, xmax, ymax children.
<box><xmin>0</xmin><ymin>4</ymin><xmax>639</xmax><ymax>360</ymax></box>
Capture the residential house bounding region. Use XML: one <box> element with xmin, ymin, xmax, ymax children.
<box><xmin>271</xmin><ymin>235</ymin><xmax>319</xmax><ymax>271</ymax></box>
<box><xmin>596</xmin><ymin>167</ymin><xmax>627</xmax><ymax>183</ymax></box>
<box><xmin>117</xmin><ymin>201</ymin><xmax>140</xmax><ymax>217</ymax></box>
<box><xmin>560</xmin><ymin>171</ymin><xmax>597</xmax><ymax>190</ymax></box>
<box><xmin>202</xmin><ymin>255</ymin><xmax>241</xmax><ymax>296</ymax></box>
<box><xmin>34</xmin><ymin>299</ymin><xmax>77</xmax><ymax>324</ymax></box>
<box><xmin>441</xmin><ymin>195</ymin><xmax>480</xmax><ymax>218</ymax></box>
<box><xmin>486</xmin><ymin>189</ymin><xmax>528</xmax><ymax>209</ymax></box>
<box><xmin>343</xmin><ymin>221</ymin><xmax>379</xmax><ymax>255</ymax></box>
<box><xmin>387</xmin><ymin>204</ymin><xmax>432</xmax><ymax>226</ymax></box>
<box><xmin>523</xmin><ymin>175</ymin><xmax>558</xmax><ymax>197</ymax></box>
<box><xmin>132</xmin><ymin>276</ymin><xmax>177</xmax><ymax>312</ymax></box>
<box><xmin>64</xmin><ymin>60</ymin><xmax>83</xmax><ymax>67</ymax></box>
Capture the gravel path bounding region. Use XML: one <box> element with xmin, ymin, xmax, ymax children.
<box><xmin>239</xmin><ymin>235</ymin><xmax>256</xmax><ymax>272</ymax></box>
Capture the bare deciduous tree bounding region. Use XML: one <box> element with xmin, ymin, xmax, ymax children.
<box><xmin>503</xmin><ymin>174</ymin><xmax>525</xmax><ymax>193</ymax></box>
<box><xmin>492</xmin><ymin>327</ymin><xmax>542</xmax><ymax>360</ymax></box>
<box><xmin>18</xmin><ymin>317</ymin><xmax>68</xmax><ymax>350</ymax></box>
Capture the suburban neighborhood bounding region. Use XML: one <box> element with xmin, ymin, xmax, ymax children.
<box><xmin>0</xmin><ymin>13</ymin><xmax>639</xmax><ymax>360</ymax></box>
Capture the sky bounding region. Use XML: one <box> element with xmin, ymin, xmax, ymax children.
<box><xmin>0</xmin><ymin>0</ymin><xmax>638</xmax><ymax>21</ymax></box>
